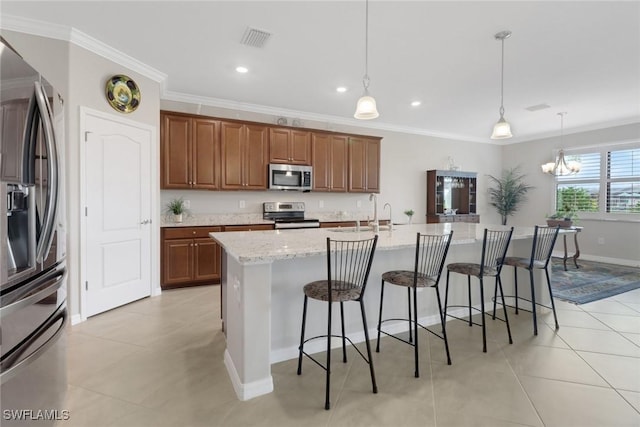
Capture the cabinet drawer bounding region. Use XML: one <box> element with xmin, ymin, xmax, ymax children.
<box><xmin>164</xmin><ymin>226</ymin><xmax>222</xmax><ymax>239</ymax></box>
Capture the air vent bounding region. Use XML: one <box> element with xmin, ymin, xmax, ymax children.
<box><xmin>241</xmin><ymin>27</ymin><xmax>272</xmax><ymax>48</ymax></box>
<box><xmin>525</xmin><ymin>103</ymin><xmax>551</xmax><ymax>112</ymax></box>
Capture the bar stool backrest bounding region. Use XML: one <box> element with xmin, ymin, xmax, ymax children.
<box><xmin>415</xmin><ymin>232</ymin><xmax>453</xmax><ymax>282</ymax></box>
<box><xmin>530</xmin><ymin>225</ymin><xmax>560</xmax><ymax>268</ymax></box>
<box><xmin>326</xmin><ymin>236</ymin><xmax>378</xmax><ymax>300</ymax></box>
<box><xmin>480</xmin><ymin>228</ymin><xmax>514</xmax><ymax>276</ymax></box>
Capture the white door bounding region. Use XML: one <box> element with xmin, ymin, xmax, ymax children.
<box><xmin>84</xmin><ymin>113</ymin><xmax>152</xmax><ymax>317</ymax></box>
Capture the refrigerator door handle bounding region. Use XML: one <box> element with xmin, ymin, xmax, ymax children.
<box><xmin>0</xmin><ymin>304</ymin><xmax>67</xmax><ymax>384</ymax></box>
<box><xmin>33</xmin><ymin>81</ymin><xmax>59</xmax><ymax>264</ymax></box>
<box><xmin>0</xmin><ymin>267</ymin><xmax>66</xmax><ymax>317</ymax></box>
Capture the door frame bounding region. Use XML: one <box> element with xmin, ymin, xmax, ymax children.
<box><xmin>79</xmin><ymin>107</ymin><xmax>160</xmax><ymax>322</ymax></box>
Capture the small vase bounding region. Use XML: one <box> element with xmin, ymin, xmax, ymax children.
<box><xmin>173</xmin><ymin>213</ymin><xmax>183</xmax><ymax>223</ymax></box>
<box><xmin>408</xmin><ymin>216</ymin><xmax>413</xmax><ymax>224</ymax></box>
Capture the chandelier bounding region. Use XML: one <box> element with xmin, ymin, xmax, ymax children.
<box><xmin>541</xmin><ymin>113</ymin><xmax>581</xmax><ymax>176</ymax></box>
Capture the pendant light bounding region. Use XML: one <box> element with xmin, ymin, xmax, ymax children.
<box><xmin>491</xmin><ymin>30</ymin><xmax>513</xmax><ymax>139</ymax></box>
<box><xmin>354</xmin><ymin>0</ymin><xmax>379</xmax><ymax>119</ymax></box>
<box><xmin>541</xmin><ymin>112</ymin><xmax>581</xmax><ymax>176</ymax></box>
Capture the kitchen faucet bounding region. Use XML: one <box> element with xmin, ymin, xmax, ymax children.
<box><xmin>369</xmin><ymin>193</ymin><xmax>379</xmax><ymax>232</ymax></box>
<box><xmin>383</xmin><ymin>203</ymin><xmax>392</xmax><ymax>227</ymax></box>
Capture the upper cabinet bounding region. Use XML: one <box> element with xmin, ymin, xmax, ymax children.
<box><xmin>221</xmin><ymin>122</ymin><xmax>269</xmax><ymax>190</ymax></box>
<box><xmin>160</xmin><ymin>111</ymin><xmax>382</xmax><ymax>193</ymax></box>
<box><xmin>312</xmin><ymin>133</ymin><xmax>348</xmax><ymax>192</ymax></box>
<box><xmin>348</xmin><ymin>136</ymin><xmax>380</xmax><ymax>193</ymax></box>
<box><xmin>161</xmin><ymin>112</ymin><xmax>220</xmax><ymax>189</ymax></box>
<box><xmin>426</xmin><ymin>170</ymin><xmax>479</xmax><ymax>223</ymax></box>
<box><xmin>269</xmin><ymin>128</ymin><xmax>311</xmax><ymax>165</ymax></box>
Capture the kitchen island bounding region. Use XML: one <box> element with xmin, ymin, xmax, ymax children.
<box><xmin>210</xmin><ymin>223</ymin><xmax>557</xmax><ymax>401</ymax></box>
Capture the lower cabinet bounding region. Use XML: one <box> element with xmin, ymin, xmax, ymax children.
<box><xmin>161</xmin><ymin>226</ymin><xmax>222</xmax><ymax>289</ymax></box>
<box><xmin>426</xmin><ymin>214</ymin><xmax>480</xmax><ymax>224</ymax></box>
<box><xmin>223</xmin><ymin>224</ymin><xmax>274</xmax><ymax>232</ymax></box>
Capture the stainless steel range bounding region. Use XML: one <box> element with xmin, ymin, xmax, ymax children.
<box><xmin>263</xmin><ymin>202</ymin><xmax>320</xmax><ymax>229</ymax></box>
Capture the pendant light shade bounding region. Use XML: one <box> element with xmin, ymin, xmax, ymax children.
<box><xmin>491</xmin><ymin>30</ymin><xmax>512</xmax><ymax>139</ymax></box>
<box><xmin>541</xmin><ymin>112</ymin><xmax>581</xmax><ymax>176</ymax></box>
<box><xmin>354</xmin><ymin>0</ymin><xmax>379</xmax><ymax>120</ymax></box>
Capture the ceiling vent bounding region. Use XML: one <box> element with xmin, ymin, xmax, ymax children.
<box><xmin>525</xmin><ymin>103</ymin><xmax>551</xmax><ymax>112</ymax></box>
<box><xmin>241</xmin><ymin>27</ymin><xmax>271</xmax><ymax>48</ymax></box>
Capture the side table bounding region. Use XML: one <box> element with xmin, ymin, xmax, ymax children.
<box><xmin>562</xmin><ymin>226</ymin><xmax>583</xmax><ymax>271</ymax></box>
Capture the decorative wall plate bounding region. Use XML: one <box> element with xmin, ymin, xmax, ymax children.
<box><xmin>105</xmin><ymin>74</ymin><xmax>140</xmax><ymax>113</ymax></box>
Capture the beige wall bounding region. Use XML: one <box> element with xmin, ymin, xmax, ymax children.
<box><xmin>503</xmin><ymin>123</ymin><xmax>640</xmax><ymax>265</ymax></box>
<box><xmin>3</xmin><ymin>30</ymin><xmax>162</xmax><ymax>319</ymax></box>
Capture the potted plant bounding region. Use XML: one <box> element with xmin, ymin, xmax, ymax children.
<box><xmin>487</xmin><ymin>166</ymin><xmax>534</xmax><ymax>225</ymax></box>
<box><xmin>165</xmin><ymin>197</ymin><xmax>188</xmax><ymax>223</ymax></box>
<box><xmin>546</xmin><ymin>210</ymin><xmax>577</xmax><ymax>228</ymax></box>
<box><xmin>404</xmin><ymin>209</ymin><xmax>415</xmax><ymax>224</ymax></box>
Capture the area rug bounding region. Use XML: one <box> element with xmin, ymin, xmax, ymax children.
<box><xmin>550</xmin><ymin>258</ymin><xmax>640</xmax><ymax>304</ymax></box>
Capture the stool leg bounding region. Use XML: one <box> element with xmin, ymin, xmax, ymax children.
<box><xmin>340</xmin><ymin>302</ymin><xmax>347</xmax><ymax>362</ymax></box>
<box><xmin>413</xmin><ymin>285</ymin><xmax>419</xmax><ymax>377</ymax></box>
<box><xmin>492</xmin><ymin>276</ymin><xmax>498</xmax><ymax>320</ymax></box>
<box><xmin>376</xmin><ymin>279</ymin><xmax>385</xmax><ymax>352</ymax></box>
<box><xmin>529</xmin><ymin>269</ymin><xmax>538</xmax><ymax>335</ymax></box>
<box><xmin>360</xmin><ymin>299</ymin><xmax>378</xmax><ymax>394</ymax></box>
<box><xmin>435</xmin><ymin>286</ymin><xmax>452</xmax><ymax>365</ymax></box>
<box><xmin>297</xmin><ymin>295</ymin><xmax>308</xmax><ymax>375</ymax></box>
<box><xmin>444</xmin><ymin>270</ymin><xmax>451</xmax><ymax>320</ymax></box>
<box><xmin>514</xmin><ymin>266</ymin><xmax>520</xmax><ymax>314</ymax></box>
<box><xmin>408</xmin><ymin>287</ymin><xmax>414</xmax><ymax>343</ymax></box>
<box><xmin>468</xmin><ymin>275</ymin><xmax>473</xmax><ymax>327</ymax></box>
<box><xmin>497</xmin><ymin>275</ymin><xmax>513</xmax><ymax>344</ymax></box>
<box><xmin>545</xmin><ymin>268</ymin><xmax>560</xmax><ymax>330</ymax></box>
<box><xmin>479</xmin><ymin>277</ymin><xmax>486</xmax><ymax>352</ymax></box>
<box><xmin>325</xmin><ymin>300</ymin><xmax>332</xmax><ymax>410</ymax></box>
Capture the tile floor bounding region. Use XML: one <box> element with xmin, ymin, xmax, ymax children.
<box><xmin>58</xmin><ymin>285</ymin><xmax>640</xmax><ymax>427</ymax></box>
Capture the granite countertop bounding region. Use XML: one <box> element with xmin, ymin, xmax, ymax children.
<box><xmin>210</xmin><ymin>223</ymin><xmax>539</xmax><ymax>264</ymax></box>
<box><xmin>160</xmin><ymin>212</ymin><xmax>391</xmax><ymax>228</ymax></box>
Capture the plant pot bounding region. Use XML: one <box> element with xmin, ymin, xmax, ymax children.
<box><xmin>173</xmin><ymin>213</ymin><xmax>183</xmax><ymax>223</ymax></box>
<box><xmin>546</xmin><ymin>219</ymin><xmax>572</xmax><ymax>228</ymax></box>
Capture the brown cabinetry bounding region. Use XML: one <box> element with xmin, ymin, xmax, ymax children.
<box><xmin>312</xmin><ymin>133</ymin><xmax>348</xmax><ymax>192</ymax></box>
<box><xmin>221</xmin><ymin>122</ymin><xmax>269</xmax><ymax>190</ymax></box>
<box><xmin>161</xmin><ymin>112</ymin><xmax>220</xmax><ymax>189</ymax></box>
<box><xmin>223</xmin><ymin>224</ymin><xmax>274</xmax><ymax>232</ymax></box>
<box><xmin>426</xmin><ymin>170</ymin><xmax>479</xmax><ymax>224</ymax></box>
<box><xmin>349</xmin><ymin>137</ymin><xmax>380</xmax><ymax>193</ymax></box>
<box><xmin>269</xmin><ymin>128</ymin><xmax>311</xmax><ymax>165</ymax></box>
<box><xmin>161</xmin><ymin>226</ymin><xmax>222</xmax><ymax>289</ymax></box>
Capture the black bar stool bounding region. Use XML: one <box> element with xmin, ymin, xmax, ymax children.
<box><xmin>297</xmin><ymin>236</ymin><xmax>378</xmax><ymax>410</ymax></box>
<box><xmin>376</xmin><ymin>232</ymin><xmax>453</xmax><ymax>377</ymax></box>
<box><xmin>444</xmin><ymin>228</ymin><xmax>513</xmax><ymax>352</ymax></box>
<box><xmin>495</xmin><ymin>225</ymin><xmax>560</xmax><ymax>335</ymax></box>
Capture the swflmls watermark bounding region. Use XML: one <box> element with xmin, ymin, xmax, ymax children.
<box><xmin>3</xmin><ymin>409</ymin><xmax>70</xmax><ymax>421</ymax></box>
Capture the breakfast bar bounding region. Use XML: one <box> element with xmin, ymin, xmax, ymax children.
<box><xmin>210</xmin><ymin>223</ymin><xmax>559</xmax><ymax>401</ymax></box>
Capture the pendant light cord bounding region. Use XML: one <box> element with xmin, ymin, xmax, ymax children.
<box><xmin>499</xmin><ymin>37</ymin><xmax>505</xmax><ymax>116</ymax></box>
<box><xmin>363</xmin><ymin>0</ymin><xmax>370</xmax><ymax>91</ymax></box>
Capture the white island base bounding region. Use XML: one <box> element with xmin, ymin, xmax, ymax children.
<box><xmin>211</xmin><ymin>223</ymin><xmax>556</xmax><ymax>401</ymax></box>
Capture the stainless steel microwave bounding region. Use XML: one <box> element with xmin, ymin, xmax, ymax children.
<box><xmin>268</xmin><ymin>164</ymin><xmax>312</xmax><ymax>191</ymax></box>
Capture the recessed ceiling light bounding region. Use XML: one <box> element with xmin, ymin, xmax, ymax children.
<box><xmin>236</xmin><ymin>66</ymin><xmax>249</xmax><ymax>73</ymax></box>
<box><xmin>336</xmin><ymin>87</ymin><xmax>347</xmax><ymax>93</ymax></box>
<box><xmin>411</xmin><ymin>101</ymin><xmax>421</xmax><ymax>107</ymax></box>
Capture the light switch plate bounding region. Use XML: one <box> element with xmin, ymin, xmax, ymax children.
<box><xmin>239</xmin><ymin>200</ymin><xmax>246</xmax><ymax>209</ymax></box>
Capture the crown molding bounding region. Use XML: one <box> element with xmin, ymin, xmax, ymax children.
<box><xmin>1</xmin><ymin>15</ymin><xmax>167</xmax><ymax>84</ymax></box>
<box><xmin>162</xmin><ymin>90</ymin><xmax>492</xmax><ymax>144</ymax></box>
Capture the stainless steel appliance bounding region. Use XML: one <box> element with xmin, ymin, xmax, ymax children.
<box><xmin>268</xmin><ymin>164</ymin><xmax>312</xmax><ymax>192</ymax></box>
<box><xmin>1</xmin><ymin>37</ymin><xmax>67</xmax><ymax>426</ymax></box>
<box><xmin>263</xmin><ymin>202</ymin><xmax>320</xmax><ymax>229</ymax></box>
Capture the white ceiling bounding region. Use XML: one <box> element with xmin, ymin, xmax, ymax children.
<box><xmin>3</xmin><ymin>1</ymin><xmax>639</xmax><ymax>143</ymax></box>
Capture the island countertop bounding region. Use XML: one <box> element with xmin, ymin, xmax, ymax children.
<box><xmin>210</xmin><ymin>222</ymin><xmax>539</xmax><ymax>264</ymax></box>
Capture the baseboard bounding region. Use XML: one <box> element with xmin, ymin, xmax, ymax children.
<box><xmin>224</xmin><ymin>349</ymin><xmax>273</xmax><ymax>401</ymax></box>
<box><xmin>70</xmin><ymin>314</ymin><xmax>84</xmax><ymax>325</ymax></box>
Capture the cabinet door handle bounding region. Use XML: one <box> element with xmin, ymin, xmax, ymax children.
<box><xmin>194</xmin><ymin>243</ymin><xmax>198</xmax><ymax>247</ymax></box>
<box><xmin>192</xmin><ymin>231</ymin><xmax>196</xmax><ymax>235</ymax></box>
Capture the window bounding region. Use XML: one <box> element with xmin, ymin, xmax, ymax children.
<box><xmin>556</xmin><ymin>145</ymin><xmax>640</xmax><ymax>215</ymax></box>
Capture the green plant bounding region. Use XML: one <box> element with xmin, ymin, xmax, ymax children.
<box><xmin>404</xmin><ymin>209</ymin><xmax>415</xmax><ymax>217</ymax></box>
<box><xmin>548</xmin><ymin>210</ymin><xmax>578</xmax><ymax>222</ymax></box>
<box><xmin>487</xmin><ymin>167</ymin><xmax>534</xmax><ymax>225</ymax></box>
<box><xmin>165</xmin><ymin>197</ymin><xmax>187</xmax><ymax>215</ymax></box>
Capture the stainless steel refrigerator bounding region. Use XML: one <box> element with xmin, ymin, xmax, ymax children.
<box><xmin>1</xmin><ymin>37</ymin><xmax>68</xmax><ymax>426</ymax></box>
